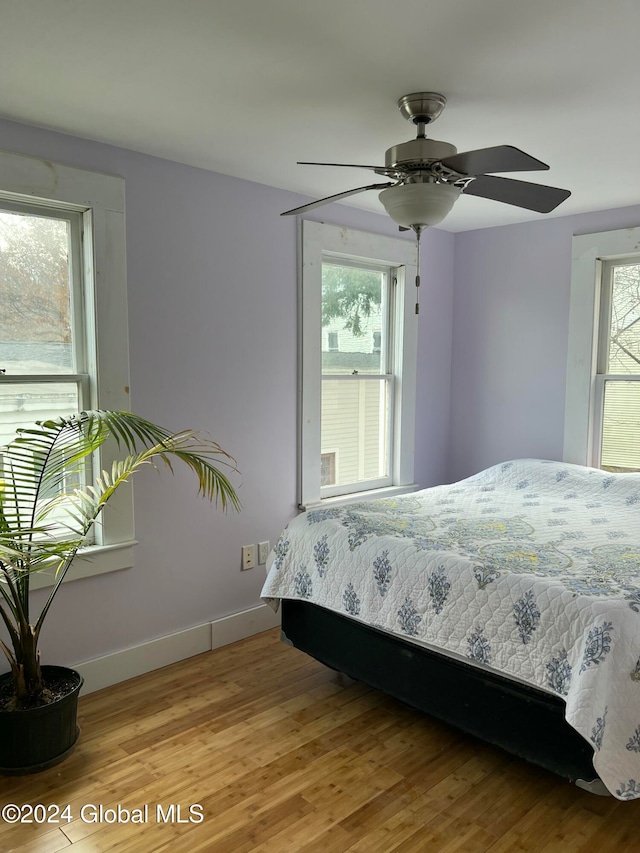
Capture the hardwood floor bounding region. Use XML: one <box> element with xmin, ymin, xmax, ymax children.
<box><xmin>1</xmin><ymin>628</ymin><xmax>639</xmax><ymax>852</ymax></box>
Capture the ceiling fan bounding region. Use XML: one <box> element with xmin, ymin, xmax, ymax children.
<box><xmin>281</xmin><ymin>91</ymin><xmax>571</xmax><ymax>230</ymax></box>
<box><xmin>282</xmin><ymin>92</ymin><xmax>570</xmax><ymax>312</ymax></box>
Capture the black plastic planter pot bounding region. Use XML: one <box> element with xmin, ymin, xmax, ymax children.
<box><xmin>0</xmin><ymin>665</ymin><xmax>83</xmax><ymax>775</ymax></box>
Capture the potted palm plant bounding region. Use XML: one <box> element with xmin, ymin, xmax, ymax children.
<box><xmin>0</xmin><ymin>409</ymin><xmax>240</xmax><ymax>773</ymax></box>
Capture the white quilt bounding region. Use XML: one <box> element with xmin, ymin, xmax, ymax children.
<box><xmin>261</xmin><ymin>459</ymin><xmax>640</xmax><ymax>799</ymax></box>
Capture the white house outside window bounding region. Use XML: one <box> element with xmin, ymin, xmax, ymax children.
<box><xmin>299</xmin><ymin>220</ymin><xmax>418</xmax><ymax>508</ymax></box>
<box><xmin>0</xmin><ymin>150</ymin><xmax>132</xmax><ymax>586</ymax></box>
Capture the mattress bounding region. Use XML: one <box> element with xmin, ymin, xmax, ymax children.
<box><xmin>261</xmin><ymin>458</ymin><xmax>640</xmax><ymax>799</ymax></box>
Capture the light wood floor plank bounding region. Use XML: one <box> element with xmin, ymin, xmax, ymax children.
<box><xmin>8</xmin><ymin>828</ymin><xmax>72</xmax><ymax>853</ymax></box>
<box><xmin>2</xmin><ymin>627</ymin><xmax>640</xmax><ymax>852</ymax></box>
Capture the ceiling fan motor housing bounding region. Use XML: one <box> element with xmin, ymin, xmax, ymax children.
<box><xmin>385</xmin><ymin>137</ymin><xmax>457</xmax><ymax>169</ymax></box>
<box><xmin>381</xmin><ymin>135</ymin><xmax>462</xmax><ymax>228</ymax></box>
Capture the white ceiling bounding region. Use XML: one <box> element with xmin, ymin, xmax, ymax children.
<box><xmin>1</xmin><ymin>0</ymin><xmax>639</xmax><ymax>232</ymax></box>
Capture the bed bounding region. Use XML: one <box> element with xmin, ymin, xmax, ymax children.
<box><xmin>261</xmin><ymin>458</ymin><xmax>640</xmax><ymax>800</ymax></box>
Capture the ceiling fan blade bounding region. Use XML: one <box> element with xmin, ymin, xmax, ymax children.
<box><xmin>281</xmin><ymin>182</ymin><xmax>395</xmax><ymax>216</ymax></box>
<box><xmin>440</xmin><ymin>145</ymin><xmax>549</xmax><ymax>177</ymax></box>
<box><xmin>462</xmin><ymin>174</ymin><xmax>571</xmax><ymax>213</ymax></box>
<box><xmin>298</xmin><ymin>161</ymin><xmax>398</xmax><ymax>176</ymax></box>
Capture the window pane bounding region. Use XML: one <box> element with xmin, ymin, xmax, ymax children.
<box><xmin>321</xmin><ymin>378</ymin><xmax>390</xmax><ymax>486</ymax></box>
<box><xmin>322</xmin><ymin>263</ymin><xmax>387</xmax><ymax>375</ymax></box>
<box><xmin>0</xmin><ymin>210</ymin><xmax>74</xmax><ymax>375</ymax></box>
<box><xmin>0</xmin><ymin>382</ymin><xmax>79</xmax><ymax>448</ymax></box>
<box><xmin>320</xmin><ymin>452</ymin><xmax>336</xmax><ymax>486</ymax></box>
<box><xmin>601</xmin><ymin>380</ymin><xmax>640</xmax><ymax>472</ymax></box>
<box><xmin>608</xmin><ymin>264</ymin><xmax>640</xmax><ymax>375</ymax></box>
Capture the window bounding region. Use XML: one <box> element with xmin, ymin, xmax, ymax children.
<box><xmin>565</xmin><ymin>227</ymin><xmax>640</xmax><ymax>470</ymax></box>
<box><xmin>327</xmin><ymin>331</ymin><xmax>339</xmax><ymax>351</ymax></box>
<box><xmin>321</xmin><ymin>260</ymin><xmax>392</xmax><ymax>495</ymax></box>
<box><xmin>594</xmin><ymin>260</ymin><xmax>640</xmax><ymax>471</ymax></box>
<box><xmin>0</xmin><ymin>149</ymin><xmax>131</xmax><ymax>586</ymax></box>
<box><xmin>299</xmin><ymin>220</ymin><xmax>418</xmax><ymax>507</ymax></box>
<box><xmin>320</xmin><ymin>452</ymin><xmax>336</xmax><ymax>486</ymax></box>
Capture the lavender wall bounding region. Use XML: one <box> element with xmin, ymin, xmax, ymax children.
<box><xmin>0</xmin><ymin>118</ymin><xmax>453</xmax><ymax>667</ymax></box>
<box><xmin>414</xmin><ymin>228</ymin><xmax>455</xmax><ymax>486</ymax></box>
<box><xmin>450</xmin><ymin>203</ymin><xmax>640</xmax><ymax>482</ymax></box>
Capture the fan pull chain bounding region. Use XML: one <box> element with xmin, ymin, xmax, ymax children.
<box><xmin>415</xmin><ymin>228</ymin><xmax>421</xmax><ymax>315</ymax></box>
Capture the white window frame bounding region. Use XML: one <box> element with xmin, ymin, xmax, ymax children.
<box><xmin>564</xmin><ymin>225</ymin><xmax>640</xmax><ymax>467</ymax></box>
<box><xmin>0</xmin><ymin>148</ymin><xmax>133</xmax><ymax>588</ymax></box>
<box><xmin>299</xmin><ymin>219</ymin><xmax>418</xmax><ymax>509</ymax></box>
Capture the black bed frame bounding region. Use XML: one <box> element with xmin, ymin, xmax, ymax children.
<box><xmin>281</xmin><ymin>599</ymin><xmax>605</xmax><ymax>793</ymax></box>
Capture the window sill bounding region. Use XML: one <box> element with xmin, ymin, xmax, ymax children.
<box><xmin>300</xmin><ymin>483</ymin><xmax>420</xmax><ymax>512</ymax></box>
<box><xmin>28</xmin><ymin>540</ymin><xmax>137</xmax><ymax>590</ymax></box>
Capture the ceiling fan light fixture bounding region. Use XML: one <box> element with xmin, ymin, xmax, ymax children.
<box><xmin>378</xmin><ymin>182</ymin><xmax>461</xmax><ymax>228</ymax></box>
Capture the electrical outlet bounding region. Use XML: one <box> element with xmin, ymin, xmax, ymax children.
<box><xmin>241</xmin><ymin>544</ymin><xmax>256</xmax><ymax>571</ymax></box>
<box><xmin>258</xmin><ymin>541</ymin><xmax>270</xmax><ymax>565</ymax></box>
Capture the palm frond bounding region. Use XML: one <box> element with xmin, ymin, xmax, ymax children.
<box><xmin>0</xmin><ymin>409</ymin><xmax>240</xmax><ymax>702</ymax></box>
<box><xmin>0</xmin><ymin>413</ymin><xmax>107</xmax><ymax>535</ymax></box>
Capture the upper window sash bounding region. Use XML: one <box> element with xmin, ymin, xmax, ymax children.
<box><xmin>597</xmin><ymin>259</ymin><xmax>640</xmax><ymax>377</ymax></box>
<box><xmin>321</xmin><ymin>255</ymin><xmax>393</xmax><ymax>376</ymax></box>
<box><xmin>0</xmin><ymin>198</ymin><xmax>88</xmax><ymax>379</ymax></box>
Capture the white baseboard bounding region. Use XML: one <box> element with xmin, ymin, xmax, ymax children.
<box><xmin>211</xmin><ymin>602</ymin><xmax>280</xmax><ymax>649</ymax></box>
<box><xmin>75</xmin><ymin>604</ymin><xmax>281</xmax><ymax>695</ymax></box>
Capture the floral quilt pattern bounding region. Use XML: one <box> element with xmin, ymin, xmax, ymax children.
<box><xmin>262</xmin><ymin>459</ymin><xmax>640</xmax><ymax>799</ymax></box>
